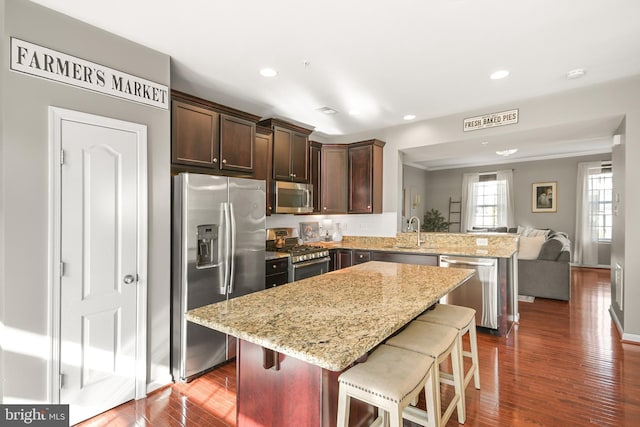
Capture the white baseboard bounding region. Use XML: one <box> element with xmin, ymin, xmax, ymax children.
<box><xmin>146</xmin><ymin>374</ymin><xmax>173</xmax><ymax>395</ymax></box>
<box><xmin>609</xmin><ymin>307</ymin><xmax>640</xmax><ymax>344</ymax></box>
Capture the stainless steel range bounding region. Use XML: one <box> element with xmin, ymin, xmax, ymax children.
<box><xmin>266</xmin><ymin>228</ymin><xmax>330</xmax><ymax>282</ymax></box>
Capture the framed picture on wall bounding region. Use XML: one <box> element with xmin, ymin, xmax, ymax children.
<box><xmin>532</xmin><ymin>181</ymin><xmax>557</xmax><ymax>213</ymax></box>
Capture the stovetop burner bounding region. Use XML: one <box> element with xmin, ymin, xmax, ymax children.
<box><xmin>266</xmin><ymin>227</ymin><xmax>329</xmax><ymax>263</ymax></box>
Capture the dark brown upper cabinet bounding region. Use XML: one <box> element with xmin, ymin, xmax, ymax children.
<box><xmin>348</xmin><ymin>139</ymin><xmax>385</xmax><ymax>214</ymax></box>
<box><xmin>255</xmin><ymin>126</ymin><xmax>273</xmax><ymax>215</ymax></box>
<box><xmin>321</xmin><ymin>144</ymin><xmax>348</xmax><ymax>214</ymax></box>
<box><xmin>171</xmin><ymin>91</ymin><xmax>259</xmax><ymax>176</ymax></box>
<box><xmin>219</xmin><ymin>114</ymin><xmax>256</xmax><ymax>173</ymax></box>
<box><xmin>309</xmin><ymin>141</ymin><xmax>322</xmax><ymax>213</ymax></box>
<box><xmin>258</xmin><ymin>119</ymin><xmax>312</xmax><ymax>183</ymax></box>
<box><xmin>172</xmin><ymin>100</ymin><xmax>219</xmax><ymax>168</ymax></box>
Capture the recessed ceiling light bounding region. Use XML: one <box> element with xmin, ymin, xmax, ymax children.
<box><xmin>566</xmin><ymin>68</ymin><xmax>586</xmax><ymax>79</ymax></box>
<box><xmin>259</xmin><ymin>68</ymin><xmax>278</xmax><ymax>77</ymax></box>
<box><xmin>403</xmin><ymin>114</ymin><xmax>416</xmax><ymax>121</ymax></box>
<box><xmin>317</xmin><ymin>106</ymin><xmax>338</xmax><ymax>115</ymax></box>
<box><xmin>481</xmin><ymin>141</ymin><xmax>489</xmax><ymax>145</ymax></box>
<box><xmin>348</xmin><ymin>109</ymin><xmax>360</xmax><ymax>116</ymax></box>
<box><xmin>490</xmin><ymin>70</ymin><xmax>510</xmax><ymax>80</ymax></box>
<box><xmin>496</xmin><ymin>148</ymin><xmax>518</xmax><ymax>156</ymax></box>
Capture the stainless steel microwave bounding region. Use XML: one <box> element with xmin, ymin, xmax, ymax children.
<box><xmin>273</xmin><ymin>181</ymin><xmax>313</xmax><ymax>214</ymax></box>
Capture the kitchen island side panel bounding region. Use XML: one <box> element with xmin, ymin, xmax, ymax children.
<box><xmin>237</xmin><ymin>339</ymin><xmax>375</xmax><ymax>427</ymax></box>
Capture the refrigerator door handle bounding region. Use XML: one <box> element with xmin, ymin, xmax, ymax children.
<box><xmin>228</xmin><ymin>202</ymin><xmax>237</xmax><ymax>294</ymax></box>
<box><xmin>222</xmin><ymin>202</ymin><xmax>231</xmax><ymax>294</ymax></box>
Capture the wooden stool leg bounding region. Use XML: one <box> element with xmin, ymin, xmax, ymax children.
<box><xmin>468</xmin><ymin>317</ymin><xmax>481</xmax><ymax>389</ymax></box>
<box><xmin>424</xmin><ymin>366</ymin><xmax>438</xmax><ymax>427</ymax></box>
<box><xmin>451</xmin><ymin>338</ymin><xmax>466</xmax><ymax>424</ymax></box>
<box><xmin>390</xmin><ymin>406</ymin><xmax>403</xmax><ymax>427</ymax></box>
<box><xmin>336</xmin><ymin>385</ymin><xmax>351</xmax><ymax>427</ymax></box>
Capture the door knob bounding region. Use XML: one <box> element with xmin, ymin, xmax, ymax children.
<box><xmin>123</xmin><ymin>274</ymin><xmax>136</xmax><ymax>284</ymax></box>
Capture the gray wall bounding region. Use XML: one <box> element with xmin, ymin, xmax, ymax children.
<box><xmin>421</xmin><ymin>153</ymin><xmax>612</xmax><ymax>265</ymax></box>
<box><xmin>1</xmin><ymin>0</ymin><xmax>171</xmax><ymax>403</ymax></box>
<box><xmin>402</xmin><ymin>165</ymin><xmax>429</xmax><ymax>231</ymax></box>
<box><xmin>333</xmin><ymin>75</ymin><xmax>640</xmax><ymax>339</ymax></box>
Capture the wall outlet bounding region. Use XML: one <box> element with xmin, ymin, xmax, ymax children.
<box><xmin>476</xmin><ymin>238</ymin><xmax>489</xmax><ymax>246</ymax></box>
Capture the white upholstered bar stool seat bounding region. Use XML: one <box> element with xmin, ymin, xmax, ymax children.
<box><xmin>385</xmin><ymin>321</ymin><xmax>465</xmax><ymax>426</ymax></box>
<box><xmin>417</xmin><ymin>304</ymin><xmax>480</xmax><ymax>391</ymax></box>
<box><xmin>336</xmin><ymin>344</ymin><xmax>438</xmax><ymax>427</ymax></box>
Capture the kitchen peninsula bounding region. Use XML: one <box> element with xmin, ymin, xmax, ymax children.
<box><xmin>187</xmin><ymin>261</ymin><xmax>474</xmax><ymax>427</ymax></box>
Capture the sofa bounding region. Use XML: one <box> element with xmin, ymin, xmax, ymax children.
<box><xmin>470</xmin><ymin>226</ymin><xmax>571</xmax><ymax>301</ymax></box>
<box><xmin>517</xmin><ymin>230</ymin><xmax>571</xmax><ymax>301</ymax></box>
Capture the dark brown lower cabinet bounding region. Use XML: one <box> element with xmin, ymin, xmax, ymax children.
<box><xmin>265</xmin><ymin>258</ymin><xmax>288</xmax><ymax>288</ymax></box>
<box><xmin>332</xmin><ymin>250</ymin><xmax>438</xmax><ymax>271</ymax></box>
<box><xmin>335</xmin><ymin>249</ymin><xmax>352</xmax><ymax>270</ymax></box>
<box><xmin>371</xmin><ymin>252</ymin><xmax>438</xmax><ymax>265</ymax></box>
<box><xmin>352</xmin><ymin>250</ymin><xmax>371</xmax><ymax>265</ymax></box>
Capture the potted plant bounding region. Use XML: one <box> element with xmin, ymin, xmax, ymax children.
<box><xmin>422</xmin><ymin>209</ymin><xmax>450</xmax><ymax>232</ymax></box>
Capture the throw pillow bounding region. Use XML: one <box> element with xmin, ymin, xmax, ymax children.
<box><xmin>523</xmin><ymin>227</ymin><xmax>550</xmax><ymax>238</ymax></box>
<box><xmin>518</xmin><ymin>235</ymin><xmax>546</xmax><ymax>260</ymax></box>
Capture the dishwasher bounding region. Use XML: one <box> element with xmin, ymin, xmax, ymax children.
<box><xmin>439</xmin><ymin>255</ymin><xmax>498</xmax><ymax>330</ymax></box>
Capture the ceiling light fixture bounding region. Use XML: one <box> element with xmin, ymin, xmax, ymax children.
<box><xmin>348</xmin><ymin>109</ymin><xmax>360</xmax><ymax>116</ymax></box>
<box><xmin>566</xmin><ymin>68</ymin><xmax>586</xmax><ymax>79</ymax></box>
<box><xmin>317</xmin><ymin>106</ymin><xmax>338</xmax><ymax>115</ymax></box>
<box><xmin>259</xmin><ymin>68</ymin><xmax>278</xmax><ymax>77</ymax></box>
<box><xmin>496</xmin><ymin>148</ymin><xmax>518</xmax><ymax>157</ymax></box>
<box><xmin>403</xmin><ymin>114</ymin><xmax>416</xmax><ymax>121</ymax></box>
<box><xmin>481</xmin><ymin>141</ymin><xmax>489</xmax><ymax>145</ymax></box>
<box><xmin>490</xmin><ymin>70</ymin><xmax>510</xmax><ymax>80</ymax></box>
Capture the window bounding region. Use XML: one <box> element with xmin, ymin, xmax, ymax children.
<box><xmin>588</xmin><ymin>171</ymin><xmax>613</xmax><ymax>241</ymax></box>
<box><xmin>461</xmin><ymin>170</ymin><xmax>514</xmax><ymax>231</ymax></box>
<box><xmin>473</xmin><ymin>177</ymin><xmax>499</xmax><ymax>228</ymax></box>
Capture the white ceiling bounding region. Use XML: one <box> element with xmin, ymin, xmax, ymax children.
<box><xmin>30</xmin><ymin>0</ymin><xmax>640</xmax><ymax>168</ymax></box>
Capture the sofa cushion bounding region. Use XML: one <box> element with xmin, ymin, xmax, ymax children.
<box><xmin>518</xmin><ymin>235</ymin><xmax>546</xmax><ymax>260</ymax></box>
<box><xmin>537</xmin><ymin>237</ymin><xmax>563</xmax><ymax>260</ymax></box>
<box><xmin>537</xmin><ymin>233</ymin><xmax>571</xmax><ymax>261</ymax></box>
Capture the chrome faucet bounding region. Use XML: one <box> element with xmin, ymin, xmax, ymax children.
<box><xmin>408</xmin><ymin>216</ymin><xmax>423</xmax><ymax>247</ymax></box>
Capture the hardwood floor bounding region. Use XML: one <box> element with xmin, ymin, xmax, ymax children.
<box><xmin>78</xmin><ymin>267</ymin><xmax>640</xmax><ymax>426</ymax></box>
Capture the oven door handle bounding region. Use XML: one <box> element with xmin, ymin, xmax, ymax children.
<box><xmin>291</xmin><ymin>257</ymin><xmax>331</xmax><ymax>269</ymax></box>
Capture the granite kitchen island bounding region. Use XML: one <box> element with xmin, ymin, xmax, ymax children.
<box><xmin>187</xmin><ymin>261</ymin><xmax>474</xmax><ymax>427</ymax></box>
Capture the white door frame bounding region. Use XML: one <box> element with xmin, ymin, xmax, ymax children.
<box><xmin>48</xmin><ymin>106</ymin><xmax>148</xmax><ymax>403</ymax></box>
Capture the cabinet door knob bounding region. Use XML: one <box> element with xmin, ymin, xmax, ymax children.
<box><xmin>323</xmin><ymin>207</ymin><xmax>327</xmax><ymax>210</ymax></box>
<box><xmin>293</xmin><ymin>173</ymin><xmax>296</xmax><ymax>177</ymax></box>
<box><xmin>213</xmin><ymin>157</ymin><xmax>218</xmax><ymax>163</ymax></box>
<box><xmin>222</xmin><ymin>159</ymin><xmax>227</xmax><ymax>164</ymax></box>
<box><xmin>272</xmin><ymin>264</ymin><xmax>277</xmax><ymax>269</ymax></box>
<box><xmin>367</xmin><ymin>205</ymin><xmax>371</xmax><ymax>209</ymax></box>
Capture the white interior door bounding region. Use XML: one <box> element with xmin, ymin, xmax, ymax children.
<box><xmin>51</xmin><ymin>108</ymin><xmax>147</xmax><ymax>424</ymax></box>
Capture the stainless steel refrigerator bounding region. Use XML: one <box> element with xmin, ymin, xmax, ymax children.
<box><xmin>172</xmin><ymin>173</ymin><xmax>266</xmax><ymax>382</ymax></box>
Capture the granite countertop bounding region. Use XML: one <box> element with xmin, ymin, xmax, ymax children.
<box><xmin>265</xmin><ymin>251</ymin><xmax>290</xmax><ymax>261</ymax></box>
<box><xmin>315</xmin><ymin>239</ymin><xmax>517</xmax><ymax>258</ymax></box>
<box><xmin>187</xmin><ymin>261</ymin><xmax>474</xmax><ymax>371</ymax></box>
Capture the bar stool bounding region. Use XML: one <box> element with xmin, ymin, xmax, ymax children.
<box><xmin>385</xmin><ymin>321</ymin><xmax>465</xmax><ymax>426</ymax></box>
<box><xmin>417</xmin><ymin>304</ymin><xmax>480</xmax><ymax>390</ymax></box>
<box><xmin>336</xmin><ymin>344</ymin><xmax>438</xmax><ymax>427</ymax></box>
